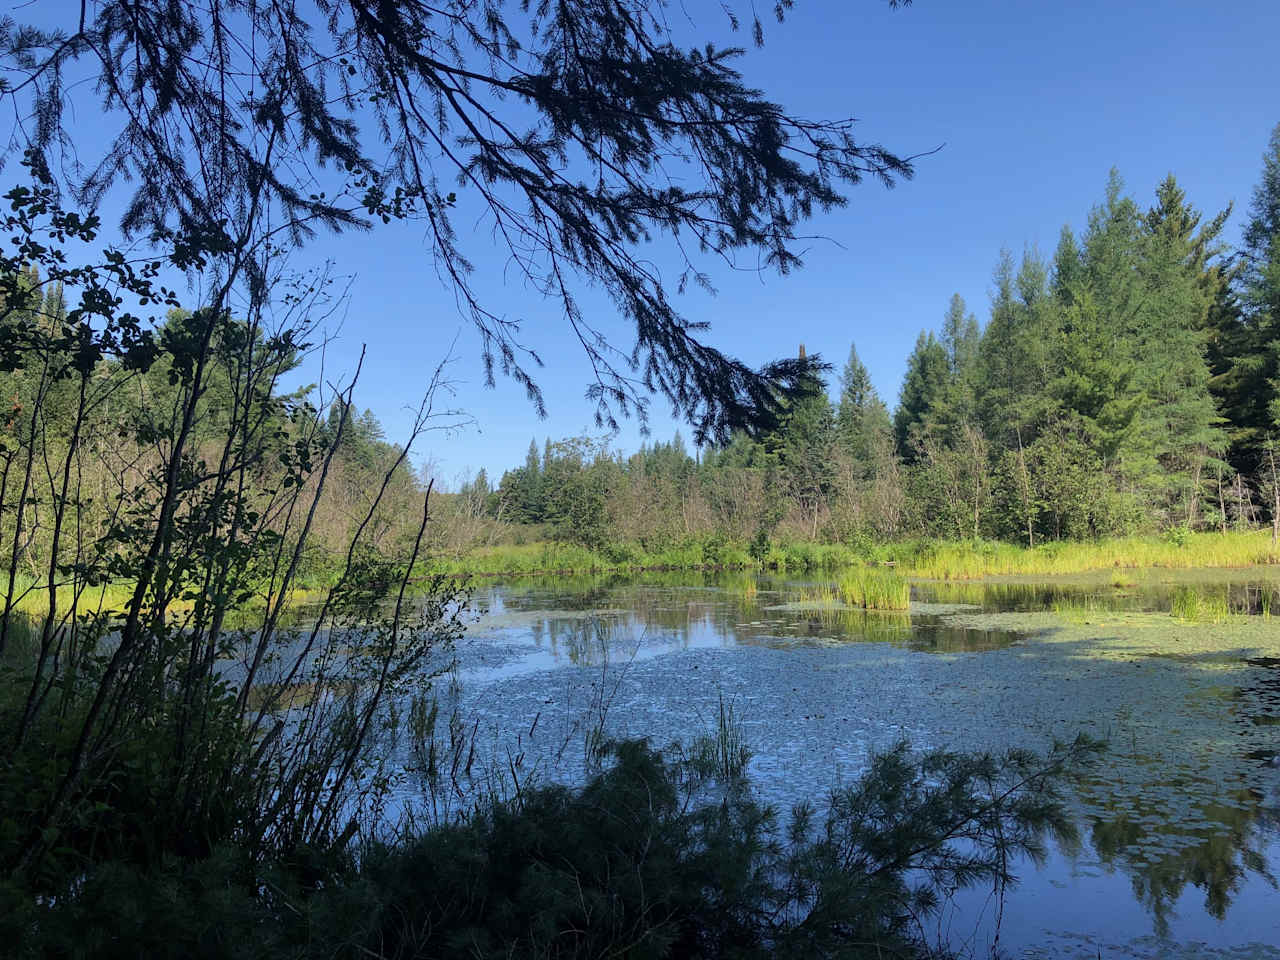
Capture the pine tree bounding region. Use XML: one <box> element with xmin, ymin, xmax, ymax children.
<box><xmin>1229</xmin><ymin>125</ymin><xmax>1280</xmax><ymax>457</ymax></box>
<box><xmin>931</xmin><ymin>293</ymin><xmax>982</xmax><ymax>435</ymax></box>
<box><xmin>979</xmin><ymin>250</ymin><xmax>1061</xmax><ymax>449</ymax></box>
<box><xmin>777</xmin><ymin>370</ymin><xmax>836</xmax><ymax>538</ymax></box>
<box><xmin>1133</xmin><ymin>174</ymin><xmax>1229</xmax><ymax>523</ymax></box>
<box><xmin>835</xmin><ymin>343</ymin><xmax>893</xmax><ymax>472</ymax></box>
<box><xmin>940</xmin><ymin>293</ymin><xmax>981</xmax><ymax>378</ymax></box>
<box><xmin>1070</xmin><ymin>170</ymin><xmax>1157</xmax><ymax>488</ymax></box>
<box><xmin>1051</xmin><ymin>226</ymin><xmax>1084</xmax><ymax>306</ymax></box>
<box><xmin>893</xmin><ymin>332</ymin><xmax>949</xmax><ymax>462</ymax></box>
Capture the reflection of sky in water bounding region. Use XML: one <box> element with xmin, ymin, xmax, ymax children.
<box><xmin>414</xmin><ymin>570</ymin><xmax>1280</xmax><ymax>959</ymax></box>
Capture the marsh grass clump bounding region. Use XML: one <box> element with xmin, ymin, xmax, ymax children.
<box><xmin>903</xmin><ymin>531</ymin><xmax>1280</xmax><ymax>580</ymax></box>
<box><xmin>1171</xmin><ymin>585</ymin><xmax>1233</xmax><ymax>623</ymax></box>
<box><xmin>687</xmin><ymin>693</ymin><xmax>752</xmax><ymax>782</ymax></box>
<box><xmin>726</xmin><ymin>574</ymin><xmax>759</xmax><ymax>605</ymax></box>
<box><xmin>1051</xmin><ymin>594</ymin><xmax>1112</xmax><ymax>623</ymax></box>
<box><xmin>838</xmin><ymin>567</ymin><xmax>911</xmax><ymax>610</ymax></box>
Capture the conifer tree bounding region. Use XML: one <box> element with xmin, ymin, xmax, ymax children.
<box><xmin>1</xmin><ymin>0</ymin><xmax>917</xmax><ymax>443</ymax></box>
<box><xmin>979</xmin><ymin>250</ymin><xmax>1061</xmax><ymax>449</ymax></box>
<box><xmin>1133</xmin><ymin>174</ymin><xmax>1229</xmax><ymax>523</ymax></box>
<box><xmin>835</xmin><ymin>343</ymin><xmax>893</xmax><ymax>472</ymax></box>
<box><xmin>776</xmin><ymin>368</ymin><xmax>836</xmax><ymax>537</ymax></box>
<box><xmin>931</xmin><ymin>293</ymin><xmax>982</xmax><ymax>434</ymax></box>
<box><xmin>1051</xmin><ymin>226</ymin><xmax>1084</xmax><ymax>306</ymax></box>
<box><xmin>893</xmin><ymin>331</ymin><xmax>949</xmax><ymax>462</ymax></box>
<box><xmin>1229</xmin><ymin>124</ymin><xmax>1280</xmax><ymax>456</ymax></box>
<box><xmin>940</xmin><ymin>293</ymin><xmax>981</xmax><ymax>378</ymax></box>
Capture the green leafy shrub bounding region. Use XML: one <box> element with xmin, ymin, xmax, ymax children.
<box><xmin>748</xmin><ymin>529</ymin><xmax>771</xmax><ymax>563</ymax></box>
<box><xmin>701</xmin><ymin>533</ymin><xmax>729</xmax><ymax>566</ymax></box>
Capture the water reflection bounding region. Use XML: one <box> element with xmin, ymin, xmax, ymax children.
<box><xmin>1083</xmin><ymin>776</ymin><xmax>1276</xmax><ymax>936</ymax></box>
<box><xmin>480</xmin><ymin>574</ymin><xmax>1025</xmax><ymax>658</ymax></box>
<box><xmin>451</xmin><ymin>569</ymin><xmax>1280</xmax><ymax>955</ymax></box>
<box><xmin>915</xmin><ymin>573</ymin><xmax>1280</xmax><ymax>618</ymax></box>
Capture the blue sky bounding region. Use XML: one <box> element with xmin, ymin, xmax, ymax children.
<box><xmin>29</xmin><ymin>0</ymin><xmax>1280</xmax><ymax>486</ymax></box>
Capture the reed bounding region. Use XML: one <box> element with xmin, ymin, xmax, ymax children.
<box><xmin>688</xmin><ymin>693</ymin><xmax>752</xmax><ymax>782</ymax></box>
<box><xmin>837</xmin><ymin>567</ymin><xmax>911</xmax><ymax>611</ymax></box>
<box><xmin>426</xmin><ymin>537</ymin><xmax>865</xmax><ymax>577</ymax></box>
<box><xmin>902</xmin><ymin>531</ymin><xmax>1280</xmax><ymax>581</ymax></box>
<box><xmin>1170</xmin><ymin>585</ymin><xmax>1233</xmax><ymax>623</ymax></box>
<box><xmin>1050</xmin><ymin>594</ymin><xmax>1112</xmax><ymax>624</ymax></box>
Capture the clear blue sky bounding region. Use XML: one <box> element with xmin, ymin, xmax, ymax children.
<box><xmin>31</xmin><ymin>0</ymin><xmax>1280</xmax><ymax>487</ymax></box>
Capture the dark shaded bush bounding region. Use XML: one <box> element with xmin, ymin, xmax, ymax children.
<box><xmin>9</xmin><ymin>736</ymin><xmax>1092</xmax><ymax>960</ymax></box>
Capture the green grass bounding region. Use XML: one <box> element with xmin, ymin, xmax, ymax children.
<box><xmin>420</xmin><ymin>530</ymin><xmax>1280</xmax><ymax>580</ymax></box>
<box><xmin>899</xmin><ymin>531</ymin><xmax>1280</xmax><ymax>580</ymax></box>
<box><xmin>1050</xmin><ymin>594</ymin><xmax>1114</xmax><ymax>624</ymax></box>
<box><xmin>837</xmin><ymin>567</ymin><xmax>911</xmax><ymax>610</ymax></box>
<box><xmin>1170</xmin><ymin>585</ymin><xmax>1233</xmax><ymax>623</ymax></box>
<box><xmin>427</xmin><ymin>538</ymin><xmax>865</xmax><ymax>577</ymax></box>
<box><xmin>5</xmin><ymin>579</ymin><xmax>138</xmax><ymax>617</ymax></box>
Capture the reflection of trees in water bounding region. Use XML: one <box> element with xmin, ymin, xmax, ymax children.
<box><xmin>561</xmin><ymin>616</ymin><xmax>635</xmax><ymax>667</ymax></box>
<box><xmin>1078</xmin><ymin>653</ymin><xmax>1280</xmax><ymax>934</ymax></box>
<box><xmin>1084</xmin><ymin>782</ymin><xmax>1275</xmax><ymax>936</ymax></box>
<box><xmin>1238</xmin><ymin>657</ymin><xmax>1280</xmax><ymax>746</ymax></box>
<box><xmin>917</xmin><ymin>577</ymin><xmax>1280</xmax><ymax>617</ymax></box>
<box><xmin>494</xmin><ymin>576</ymin><xmax>1025</xmax><ymax>654</ymax></box>
<box><xmin>486</xmin><ymin>572</ymin><xmax>1280</xmax><ymax>938</ymax></box>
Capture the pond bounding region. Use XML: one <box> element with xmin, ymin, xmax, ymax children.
<box><xmin>407</xmin><ymin>567</ymin><xmax>1280</xmax><ymax>959</ymax></box>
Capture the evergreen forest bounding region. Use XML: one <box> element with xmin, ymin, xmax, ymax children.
<box><xmin>461</xmin><ymin>151</ymin><xmax>1280</xmax><ymax>560</ymax></box>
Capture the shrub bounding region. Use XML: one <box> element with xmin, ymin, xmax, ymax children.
<box><xmin>324</xmin><ymin>736</ymin><xmax>1096</xmax><ymax>960</ymax></box>
<box><xmin>748</xmin><ymin>529</ymin><xmax>772</xmax><ymax>563</ymax></box>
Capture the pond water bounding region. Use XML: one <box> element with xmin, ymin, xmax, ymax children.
<box><xmin>409</xmin><ymin>567</ymin><xmax>1280</xmax><ymax>959</ymax></box>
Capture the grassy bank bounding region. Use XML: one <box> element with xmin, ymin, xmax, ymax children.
<box><xmin>897</xmin><ymin>530</ymin><xmax>1280</xmax><ymax>580</ymax></box>
<box><xmin>425</xmin><ymin>539</ymin><xmax>866</xmax><ymax>576</ymax></box>
<box><xmin>6</xmin><ymin>532</ymin><xmax>1276</xmax><ymax>618</ymax></box>
<box><xmin>424</xmin><ymin>530</ymin><xmax>1280</xmax><ymax>580</ymax></box>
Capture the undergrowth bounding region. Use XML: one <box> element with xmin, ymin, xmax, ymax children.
<box><xmin>7</xmin><ymin>735</ymin><xmax>1101</xmax><ymax>960</ymax></box>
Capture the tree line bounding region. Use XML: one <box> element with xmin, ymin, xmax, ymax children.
<box><xmin>476</xmin><ymin>127</ymin><xmax>1280</xmax><ymax>550</ymax></box>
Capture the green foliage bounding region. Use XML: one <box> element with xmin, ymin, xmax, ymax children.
<box><xmin>901</xmin><ymin>530</ymin><xmax>1280</xmax><ymax>580</ymax></box>
<box><xmin>748</xmin><ymin>528</ymin><xmax>772</xmax><ymax>562</ymax></box>
<box><xmin>894</xmin><ymin>330</ymin><xmax>950</xmax><ymax>461</ymax></box>
<box><xmin>19</xmin><ymin>735</ymin><xmax>1089</xmax><ymax>960</ymax></box>
<box><xmin>0</xmin><ymin>179</ymin><xmax>469</xmax><ymax>927</ymax></box>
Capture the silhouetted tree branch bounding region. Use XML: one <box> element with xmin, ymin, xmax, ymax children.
<box><xmin>0</xmin><ymin>0</ymin><xmax>918</xmax><ymax>441</ymax></box>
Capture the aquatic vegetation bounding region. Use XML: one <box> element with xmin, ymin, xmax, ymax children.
<box><xmin>1171</xmin><ymin>585</ymin><xmax>1233</xmax><ymax>623</ymax></box>
<box><xmin>725</xmin><ymin>575</ymin><xmax>759</xmax><ymax>604</ymax></box>
<box><xmin>1050</xmin><ymin>594</ymin><xmax>1114</xmax><ymax>624</ymax></box>
<box><xmin>426</xmin><ymin>530</ymin><xmax>1280</xmax><ymax>582</ymax></box>
<box><xmin>687</xmin><ymin>693</ymin><xmax>752</xmax><ymax>782</ymax></box>
<box><xmin>901</xmin><ymin>531</ymin><xmax>1280</xmax><ymax>580</ymax></box>
<box><xmin>838</xmin><ymin>567</ymin><xmax>911</xmax><ymax>610</ymax></box>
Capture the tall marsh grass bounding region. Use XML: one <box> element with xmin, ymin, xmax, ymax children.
<box><xmin>426</xmin><ymin>530</ymin><xmax>1280</xmax><ymax>581</ymax></box>
<box><xmin>902</xmin><ymin>531</ymin><xmax>1280</xmax><ymax>580</ymax></box>
<box><xmin>428</xmin><ymin>538</ymin><xmax>866</xmax><ymax>577</ymax></box>
<box><xmin>1170</xmin><ymin>586</ymin><xmax>1233</xmax><ymax>623</ymax></box>
<box><xmin>837</xmin><ymin>567</ymin><xmax>911</xmax><ymax>610</ymax></box>
<box><xmin>687</xmin><ymin>693</ymin><xmax>752</xmax><ymax>782</ymax></box>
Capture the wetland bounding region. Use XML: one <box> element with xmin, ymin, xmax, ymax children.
<box><xmin>424</xmin><ymin>566</ymin><xmax>1280</xmax><ymax>959</ymax></box>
